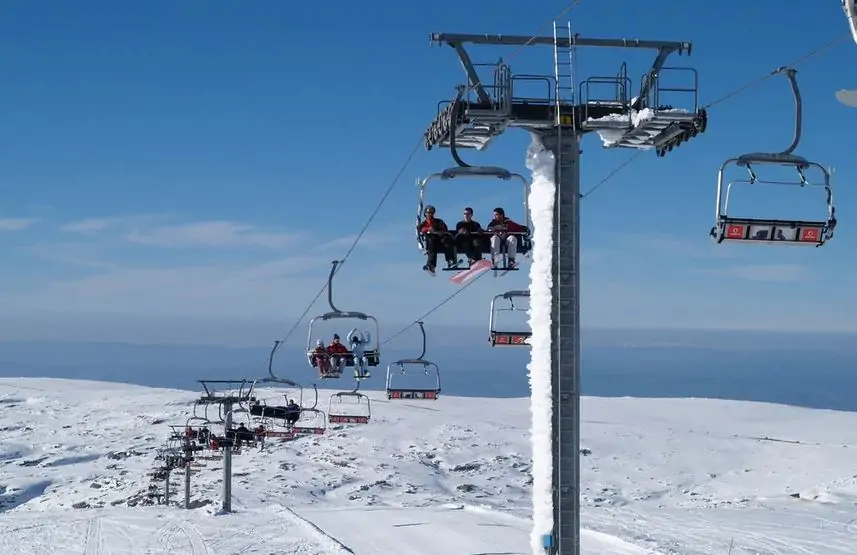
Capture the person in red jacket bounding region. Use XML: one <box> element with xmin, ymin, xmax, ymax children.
<box><xmin>487</xmin><ymin>207</ymin><xmax>527</xmax><ymax>269</ymax></box>
<box><xmin>311</xmin><ymin>339</ymin><xmax>333</xmax><ymax>376</ymax></box>
<box><xmin>417</xmin><ymin>205</ymin><xmax>456</xmax><ymax>274</ymax></box>
<box><xmin>327</xmin><ymin>334</ymin><xmax>350</xmax><ymax>375</ymax></box>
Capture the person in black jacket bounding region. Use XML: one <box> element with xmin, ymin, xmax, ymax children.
<box><xmin>454</xmin><ymin>207</ymin><xmax>484</xmax><ymax>266</ymax></box>
<box><xmin>417</xmin><ymin>205</ymin><xmax>456</xmax><ymax>274</ymax></box>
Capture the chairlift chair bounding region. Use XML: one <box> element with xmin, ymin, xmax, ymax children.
<box><xmin>489</xmin><ymin>290</ymin><xmax>532</xmax><ymax>346</ymax></box>
<box><xmin>710</xmin><ymin>68</ymin><xmax>836</xmax><ymax>247</ymax></box>
<box><xmin>249</xmin><ymin>399</ymin><xmax>296</xmax><ymax>438</ymax></box>
<box><xmin>249</xmin><ymin>371</ymin><xmax>316</xmax><ymax>438</ymax></box>
<box><xmin>292</xmin><ymin>407</ymin><xmax>327</xmax><ymax>435</ymax></box>
<box><xmin>251</xmin><ymin>381</ymin><xmax>326</xmax><ymax>435</ymax></box>
<box><xmin>385</xmin><ymin>321</ymin><xmax>442</xmax><ymax>400</ymax></box>
<box><xmin>290</xmin><ymin>385</ymin><xmax>327</xmax><ymax>435</ymax></box>
<box><xmin>328</xmin><ymin>382</ymin><xmax>371</xmax><ymax>424</ymax></box>
<box><xmin>416</xmin><ymin>166</ymin><xmax>532</xmax><ymax>274</ymax></box>
<box><xmin>306</xmin><ymin>261</ymin><xmax>381</xmax><ymax>378</ymax></box>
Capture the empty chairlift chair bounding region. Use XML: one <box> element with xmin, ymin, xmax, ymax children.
<box><xmin>710</xmin><ymin>68</ymin><xmax>836</xmax><ymax>247</ymax></box>
<box><xmin>489</xmin><ymin>290</ymin><xmax>531</xmax><ymax>346</ymax></box>
<box><xmin>385</xmin><ymin>321</ymin><xmax>442</xmax><ymax>400</ymax></box>
<box><xmin>328</xmin><ymin>385</ymin><xmax>371</xmax><ymax>424</ymax></box>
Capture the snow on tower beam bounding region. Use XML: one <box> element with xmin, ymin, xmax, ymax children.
<box><xmin>424</xmin><ymin>31</ymin><xmax>707</xmax><ymax>159</ymax></box>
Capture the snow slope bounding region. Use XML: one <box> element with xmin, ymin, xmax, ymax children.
<box><xmin>1</xmin><ymin>377</ymin><xmax>857</xmax><ymax>554</ymax></box>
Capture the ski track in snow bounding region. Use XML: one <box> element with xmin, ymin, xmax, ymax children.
<box><xmin>1</xmin><ymin>377</ymin><xmax>857</xmax><ymax>553</ymax></box>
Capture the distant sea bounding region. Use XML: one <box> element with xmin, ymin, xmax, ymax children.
<box><xmin>0</xmin><ymin>330</ymin><xmax>853</xmax><ymax>412</ymax></box>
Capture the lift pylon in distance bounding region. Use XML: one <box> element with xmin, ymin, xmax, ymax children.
<box><xmin>306</xmin><ymin>260</ymin><xmax>381</xmax><ymax>379</ymax></box>
<box><xmin>386</xmin><ymin>321</ymin><xmax>442</xmax><ymax>400</ymax></box>
<box><xmin>423</xmin><ymin>24</ymin><xmax>710</xmax><ymax>555</ymax></box>
<box><xmin>489</xmin><ymin>290</ymin><xmax>531</xmax><ymax>346</ymax></box>
<box><xmin>416</xmin><ymin>165</ymin><xmax>532</xmax><ymax>279</ymax></box>
<box><xmin>710</xmin><ymin>68</ymin><xmax>836</xmax><ymax>247</ymax></box>
<box><xmin>328</xmin><ymin>381</ymin><xmax>371</xmax><ymax>424</ymax></box>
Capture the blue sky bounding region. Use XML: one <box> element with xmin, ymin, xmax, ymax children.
<box><xmin>0</xmin><ymin>0</ymin><xmax>855</xmax><ymax>346</ymax></box>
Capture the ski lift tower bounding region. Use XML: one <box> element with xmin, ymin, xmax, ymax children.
<box><xmin>423</xmin><ymin>24</ymin><xmax>707</xmax><ymax>555</ymax></box>
<box><xmin>197</xmin><ymin>379</ymin><xmax>255</xmax><ymax>513</ymax></box>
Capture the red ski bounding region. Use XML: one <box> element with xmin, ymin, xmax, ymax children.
<box><xmin>450</xmin><ymin>259</ymin><xmax>492</xmax><ymax>285</ymax></box>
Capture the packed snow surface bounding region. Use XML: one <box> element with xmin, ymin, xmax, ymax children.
<box><xmin>2</xmin><ymin>377</ymin><xmax>857</xmax><ymax>554</ymax></box>
<box><xmin>525</xmin><ymin>134</ymin><xmax>556</xmax><ymax>554</ymax></box>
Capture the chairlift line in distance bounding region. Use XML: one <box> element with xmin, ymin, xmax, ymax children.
<box><xmin>489</xmin><ymin>290</ymin><xmax>532</xmax><ymax>346</ymax></box>
<box><xmin>710</xmin><ymin>68</ymin><xmax>836</xmax><ymax>247</ymax></box>
<box><xmin>306</xmin><ymin>260</ymin><xmax>381</xmax><ymax>378</ymax></box>
<box><xmin>385</xmin><ymin>321</ymin><xmax>442</xmax><ymax>400</ymax></box>
<box><xmin>416</xmin><ymin>165</ymin><xmax>532</xmax><ymax>280</ymax></box>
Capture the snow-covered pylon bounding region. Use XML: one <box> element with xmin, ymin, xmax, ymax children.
<box><xmin>840</xmin><ymin>0</ymin><xmax>857</xmax><ymax>106</ymax></box>
<box><xmin>525</xmin><ymin>134</ymin><xmax>555</xmax><ymax>555</ymax></box>
<box><xmin>844</xmin><ymin>0</ymin><xmax>857</xmax><ymax>45</ymax></box>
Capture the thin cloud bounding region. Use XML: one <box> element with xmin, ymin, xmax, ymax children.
<box><xmin>614</xmin><ymin>232</ymin><xmax>739</xmax><ymax>259</ymax></box>
<box><xmin>0</xmin><ymin>218</ymin><xmax>39</xmax><ymax>231</ymax></box>
<box><xmin>0</xmin><ymin>255</ymin><xmax>388</xmax><ymax>318</ymax></box>
<box><xmin>125</xmin><ymin>220</ymin><xmax>303</xmax><ymax>249</ymax></box>
<box><xmin>320</xmin><ymin>229</ymin><xmax>400</xmax><ymax>251</ymax></box>
<box><xmin>60</xmin><ymin>213</ymin><xmax>172</xmax><ymax>234</ymax></box>
<box><xmin>19</xmin><ymin>242</ymin><xmax>119</xmax><ymax>271</ymax></box>
<box><xmin>60</xmin><ymin>218</ymin><xmax>118</xmax><ymax>234</ymax></box>
<box><xmin>697</xmin><ymin>263</ymin><xmax>812</xmax><ymax>282</ymax></box>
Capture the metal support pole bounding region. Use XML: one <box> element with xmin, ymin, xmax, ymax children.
<box><xmin>222</xmin><ymin>401</ymin><xmax>233</xmax><ymax>513</ymax></box>
<box><xmin>184</xmin><ymin>455</ymin><xmax>191</xmax><ymax>510</ymax></box>
<box><xmin>539</xmin><ymin>129</ymin><xmax>582</xmax><ymax>555</ymax></box>
<box><xmin>164</xmin><ymin>469</ymin><xmax>171</xmax><ymax>506</ymax></box>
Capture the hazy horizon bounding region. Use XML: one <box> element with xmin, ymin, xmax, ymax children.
<box><xmin>1</xmin><ymin>328</ymin><xmax>854</xmax><ymax>413</ymax></box>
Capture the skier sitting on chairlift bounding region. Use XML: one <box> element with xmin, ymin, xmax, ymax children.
<box><xmin>210</xmin><ymin>434</ymin><xmax>220</xmax><ymax>451</ymax></box>
<box><xmin>285</xmin><ymin>399</ymin><xmax>301</xmax><ymax>427</ymax></box>
<box><xmin>327</xmin><ymin>334</ymin><xmax>349</xmax><ymax>375</ymax></box>
<box><xmin>418</xmin><ymin>205</ymin><xmax>456</xmax><ymax>274</ymax></box>
<box><xmin>455</xmin><ymin>206</ymin><xmax>484</xmax><ymax>266</ymax></box>
<box><xmin>312</xmin><ymin>340</ymin><xmax>334</xmax><ymax>376</ymax></box>
<box><xmin>234</xmin><ymin>423</ymin><xmax>254</xmax><ymax>448</ymax></box>
<box><xmin>487</xmin><ymin>207</ymin><xmax>526</xmax><ymax>270</ymax></box>
<box><xmin>253</xmin><ymin>424</ymin><xmax>266</xmax><ymax>449</ymax></box>
<box><xmin>348</xmin><ymin>328</ymin><xmax>371</xmax><ymax>378</ymax></box>
<box><xmin>198</xmin><ymin>426</ymin><xmax>210</xmax><ymax>444</ymax></box>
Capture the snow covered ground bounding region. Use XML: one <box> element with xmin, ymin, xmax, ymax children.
<box><xmin>1</xmin><ymin>377</ymin><xmax>856</xmax><ymax>554</ymax></box>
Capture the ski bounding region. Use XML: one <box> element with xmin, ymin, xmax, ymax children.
<box><xmin>450</xmin><ymin>259</ymin><xmax>492</xmax><ymax>285</ymax></box>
